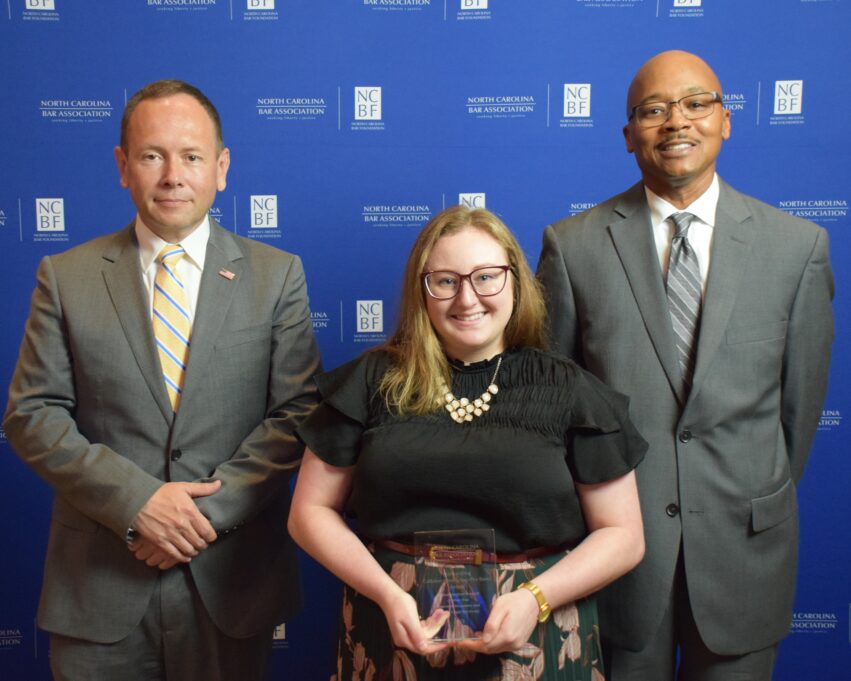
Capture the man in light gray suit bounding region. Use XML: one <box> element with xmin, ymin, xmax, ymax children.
<box><xmin>537</xmin><ymin>51</ymin><xmax>833</xmax><ymax>680</ymax></box>
<box><xmin>4</xmin><ymin>80</ymin><xmax>321</xmax><ymax>680</ymax></box>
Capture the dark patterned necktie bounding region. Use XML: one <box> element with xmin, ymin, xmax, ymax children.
<box><xmin>666</xmin><ymin>212</ymin><xmax>702</xmax><ymax>392</ymax></box>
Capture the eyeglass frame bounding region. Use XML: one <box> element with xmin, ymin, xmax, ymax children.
<box><xmin>421</xmin><ymin>265</ymin><xmax>512</xmax><ymax>300</ymax></box>
<box><xmin>628</xmin><ymin>91</ymin><xmax>723</xmax><ymax>128</ymax></box>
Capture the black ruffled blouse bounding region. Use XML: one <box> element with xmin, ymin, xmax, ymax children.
<box><xmin>298</xmin><ymin>347</ymin><xmax>646</xmax><ymax>552</ymax></box>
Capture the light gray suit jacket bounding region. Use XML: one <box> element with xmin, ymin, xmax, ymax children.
<box><xmin>3</xmin><ymin>220</ymin><xmax>321</xmax><ymax>643</ymax></box>
<box><xmin>537</xmin><ymin>179</ymin><xmax>833</xmax><ymax>655</ymax></box>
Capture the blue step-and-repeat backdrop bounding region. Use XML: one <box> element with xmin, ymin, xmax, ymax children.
<box><xmin>1</xmin><ymin>1</ymin><xmax>848</xmax><ymax>678</ymax></box>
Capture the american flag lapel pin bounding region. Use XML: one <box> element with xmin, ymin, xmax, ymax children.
<box><xmin>218</xmin><ymin>268</ymin><xmax>236</xmax><ymax>281</ymax></box>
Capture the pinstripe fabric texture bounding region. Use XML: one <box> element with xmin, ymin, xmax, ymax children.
<box><xmin>153</xmin><ymin>244</ymin><xmax>191</xmax><ymax>413</ymax></box>
<box><xmin>666</xmin><ymin>212</ymin><xmax>702</xmax><ymax>392</ymax></box>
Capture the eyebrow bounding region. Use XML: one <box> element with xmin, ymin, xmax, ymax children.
<box><xmin>635</xmin><ymin>85</ymin><xmax>708</xmax><ymax>106</ymax></box>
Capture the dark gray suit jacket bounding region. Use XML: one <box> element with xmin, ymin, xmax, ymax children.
<box><xmin>537</xmin><ymin>180</ymin><xmax>833</xmax><ymax>655</ymax></box>
<box><xmin>4</xmin><ymin>220</ymin><xmax>321</xmax><ymax>643</ymax></box>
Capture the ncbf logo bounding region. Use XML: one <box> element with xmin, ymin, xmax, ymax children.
<box><xmin>36</xmin><ymin>198</ymin><xmax>64</xmax><ymax>231</ymax></box>
<box><xmin>357</xmin><ymin>300</ymin><xmax>383</xmax><ymax>333</ymax></box>
<box><xmin>459</xmin><ymin>193</ymin><xmax>485</xmax><ymax>208</ymax></box>
<box><xmin>355</xmin><ymin>87</ymin><xmax>382</xmax><ymax>121</ymax></box>
<box><xmin>673</xmin><ymin>0</ymin><xmax>701</xmax><ymax>6</ymax></box>
<box><xmin>564</xmin><ymin>84</ymin><xmax>591</xmax><ymax>118</ymax></box>
<box><xmin>250</xmin><ymin>195</ymin><xmax>278</xmax><ymax>229</ymax></box>
<box><xmin>774</xmin><ymin>80</ymin><xmax>803</xmax><ymax>115</ymax></box>
<box><xmin>26</xmin><ymin>0</ymin><xmax>55</xmax><ymax>9</ymax></box>
<box><xmin>461</xmin><ymin>0</ymin><xmax>488</xmax><ymax>8</ymax></box>
<box><xmin>272</xmin><ymin>624</ymin><xmax>286</xmax><ymax>640</ymax></box>
<box><xmin>248</xmin><ymin>0</ymin><xmax>274</xmax><ymax>8</ymax></box>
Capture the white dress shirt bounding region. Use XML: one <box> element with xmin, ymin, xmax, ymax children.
<box><xmin>645</xmin><ymin>173</ymin><xmax>720</xmax><ymax>297</ymax></box>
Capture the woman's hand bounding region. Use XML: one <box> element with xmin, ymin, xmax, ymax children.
<box><xmin>378</xmin><ymin>587</ymin><xmax>451</xmax><ymax>656</ymax></box>
<box><xmin>456</xmin><ymin>588</ymin><xmax>540</xmax><ymax>654</ymax></box>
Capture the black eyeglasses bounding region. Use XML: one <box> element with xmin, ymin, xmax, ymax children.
<box><xmin>629</xmin><ymin>91</ymin><xmax>722</xmax><ymax>128</ymax></box>
<box><xmin>422</xmin><ymin>266</ymin><xmax>511</xmax><ymax>300</ymax></box>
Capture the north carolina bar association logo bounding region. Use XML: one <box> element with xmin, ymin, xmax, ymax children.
<box><xmin>466</xmin><ymin>94</ymin><xmax>537</xmax><ymax>120</ymax></box>
<box><xmin>568</xmin><ymin>201</ymin><xmax>596</xmax><ymax>216</ymax></box>
<box><xmin>0</xmin><ymin>627</ymin><xmax>23</xmax><ymax>648</ymax></box>
<box><xmin>363</xmin><ymin>0</ymin><xmax>432</xmax><ymax>12</ymax></box>
<box><xmin>256</xmin><ymin>96</ymin><xmax>327</xmax><ymax>122</ymax></box>
<box><xmin>777</xmin><ymin>198</ymin><xmax>847</xmax><ymax>225</ymax></box>
<box><xmin>40</xmin><ymin>98</ymin><xmax>113</xmax><ymax>124</ymax></box>
<box><xmin>146</xmin><ymin>0</ymin><xmax>218</xmax><ymax>12</ymax></box>
<box><xmin>770</xmin><ymin>80</ymin><xmax>804</xmax><ymax>126</ymax></box>
<box><xmin>817</xmin><ymin>409</ymin><xmax>842</xmax><ymax>432</ymax></box>
<box><xmin>790</xmin><ymin>612</ymin><xmax>838</xmax><ymax>634</ymax></box>
<box><xmin>362</xmin><ymin>204</ymin><xmax>432</xmax><ymax>228</ymax></box>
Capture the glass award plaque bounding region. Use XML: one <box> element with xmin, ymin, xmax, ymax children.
<box><xmin>414</xmin><ymin>528</ymin><xmax>497</xmax><ymax>642</ymax></box>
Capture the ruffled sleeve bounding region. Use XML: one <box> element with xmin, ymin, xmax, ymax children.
<box><xmin>297</xmin><ymin>351</ymin><xmax>390</xmax><ymax>467</ymax></box>
<box><xmin>565</xmin><ymin>364</ymin><xmax>647</xmax><ymax>484</ymax></box>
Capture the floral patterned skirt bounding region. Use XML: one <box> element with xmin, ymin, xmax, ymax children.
<box><xmin>330</xmin><ymin>545</ymin><xmax>605</xmax><ymax>681</ymax></box>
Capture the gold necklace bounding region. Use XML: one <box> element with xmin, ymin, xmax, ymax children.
<box><xmin>439</xmin><ymin>356</ymin><xmax>503</xmax><ymax>423</ymax></box>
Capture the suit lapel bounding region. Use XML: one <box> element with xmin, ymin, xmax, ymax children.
<box><xmin>172</xmin><ymin>222</ymin><xmax>245</xmax><ymax>431</ymax></box>
<box><xmin>608</xmin><ymin>183</ymin><xmax>687</xmax><ymax>404</ymax></box>
<box><xmin>101</xmin><ymin>225</ymin><xmax>173</xmax><ymax>422</ymax></box>
<box><xmin>688</xmin><ymin>181</ymin><xmax>754</xmax><ymax>402</ymax></box>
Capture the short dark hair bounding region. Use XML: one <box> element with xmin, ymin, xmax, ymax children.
<box><xmin>120</xmin><ymin>79</ymin><xmax>223</xmax><ymax>151</ymax></box>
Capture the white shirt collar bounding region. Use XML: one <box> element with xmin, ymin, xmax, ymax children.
<box><xmin>645</xmin><ymin>173</ymin><xmax>720</xmax><ymax>229</ymax></box>
<box><xmin>135</xmin><ymin>216</ymin><xmax>210</xmax><ymax>273</ymax></box>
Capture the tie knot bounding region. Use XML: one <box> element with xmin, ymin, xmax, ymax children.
<box><xmin>670</xmin><ymin>212</ymin><xmax>696</xmax><ymax>238</ymax></box>
<box><xmin>158</xmin><ymin>244</ymin><xmax>186</xmax><ymax>266</ymax></box>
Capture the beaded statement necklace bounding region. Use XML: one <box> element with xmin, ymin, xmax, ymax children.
<box><xmin>439</xmin><ymin>356</ymin><xmax>503</xmax><ymax>424</ymax></box>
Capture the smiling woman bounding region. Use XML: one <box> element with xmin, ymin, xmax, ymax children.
<box><xmin>288</xmin><ymin>205</ymin><xmax>648</xmax><ymax>680</ymax></box>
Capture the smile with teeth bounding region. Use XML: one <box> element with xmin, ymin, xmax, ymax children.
<box><xmin>660</xmin><ymin>141</ymin><xmax>694</xmax><ymax>151</ymax></box>
<box><xmin>454</xmin><ymin>312</ymin><xmax>485</xmax><ymax>322</ymax></box>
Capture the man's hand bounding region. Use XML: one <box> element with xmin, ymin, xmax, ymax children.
<box><xmin>129</xmin><ymin>480</ymin><xmax>221</xmax><ymax>565</ymax></box>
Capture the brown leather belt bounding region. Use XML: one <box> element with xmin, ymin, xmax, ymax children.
<box><xmin>372</xmin><ymin>538</ymin><xmax>571</xmax><ymax>564</ymax></box>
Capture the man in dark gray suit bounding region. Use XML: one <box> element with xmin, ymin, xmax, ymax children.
<box><xmin>537</xmin><ymin>51</ymin><xmax>833</xmax><ymax>680</ymax></box>
<box><xmin>4</xmin><ymin>80</ymin><xmax>321</xmax><ymax>680</ymax></box>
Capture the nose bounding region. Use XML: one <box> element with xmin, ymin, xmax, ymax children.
<box><xmin>160</xmin><ymin>157</ymin><xmax>183</xmax><ymax>186</ymax></box>
<box><xmin>663</xmin><ymin>102</ymin><xmax>691</xmax><ymax>130</ymax></box>
<box><xmin>454</xmin><ymin>277</ymin><xmax>479</xmax><ymax>305</ymax></box>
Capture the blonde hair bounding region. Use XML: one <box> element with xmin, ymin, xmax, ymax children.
<box><xmin>376</xmin><ymin>205</ymin><xmax>548</xmax><ymax>415</ymax></box>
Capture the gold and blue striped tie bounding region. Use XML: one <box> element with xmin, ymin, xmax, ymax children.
<box><xmin>153</xmin><ymin>244</ymin><xmax>191</xmax><ymax>413</ymax></box>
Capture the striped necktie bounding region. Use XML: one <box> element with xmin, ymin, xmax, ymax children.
<box><xmin>153</xmin><ymin>244</ymin><xmax>192</xmax><ymax>413</ymax></box>
<box><xmin>665</xmin><ymin>212</ymin><xmax>702</xmax><ymax>393</ymax></box>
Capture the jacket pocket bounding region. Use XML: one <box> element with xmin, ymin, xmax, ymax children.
<box><xmin>751</xmin><ymin>479</ymin><xmax>796</xmax><ymax>533</ymax></box>
<box><xmin>215</xmin><ymin>322</ymin><xmax>272</xmax><ymax>349</ymax></box>
<box><xmin>726</xmin><ymin>320</ymin><xmax>787</xmax><ymax>345</ymax></box>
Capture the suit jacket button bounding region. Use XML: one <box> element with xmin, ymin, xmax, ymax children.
<box><xmin>170</xmin><ymin>449</ymin><xmax>182</xmax><ymax>461</ymax></box>
<box><xmin>666</xmin><ymin>503</ymin><xmax>680</xmax><ymax>517</ymax></box>
<box><xmin>678</xmin><ymin>429</ymin><xmax>692</xmax><ymax>443</ymax></box>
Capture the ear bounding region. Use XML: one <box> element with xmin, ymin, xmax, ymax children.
<box><xmin>216</xmin><ymin>147</ymin><xmax>231</xmax><ymax>192</ymax></box>
<box><xmin>721</xmin><ymin>106</ymin><xmax>731</xmax><ymax>141</ymax></box>
<box><xmin>114</xmin><ymin>146</ymin><xmax>129</xmax><ymax>188</ymax></box>
<box><xmin>623</xmin><ymin>124</ymin><xmax>635</xmax><ymax>154</ymax></box>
